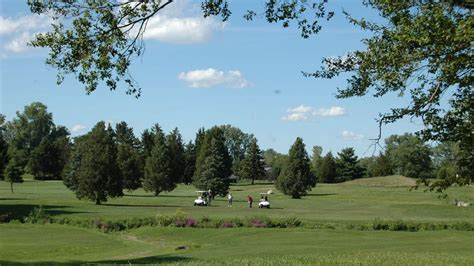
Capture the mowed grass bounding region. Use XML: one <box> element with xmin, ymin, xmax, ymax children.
<box><xmin>1</xmin><ymin>224</ymin><xmax>473</xmax><ymax>265</ymax></box>
<box><xmin>0</xmin><ymin>176</ymin><xmax>472</xmax><ymax>223</ymax></box>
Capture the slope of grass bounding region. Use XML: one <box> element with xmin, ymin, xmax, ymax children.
<box><xmin>1</xmin><ymin>224</ymin><xmax>473</xmax><ymax>265</ymax></box>
<box><xmin>343</xmin><ymin>175</ymin><xmax>417</xmax><ymax>187</ymax></box>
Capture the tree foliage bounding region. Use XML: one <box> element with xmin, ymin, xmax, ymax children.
<box><xmin>335</xmin><ymin>147</ymin><xmax>365</xmax><ymax>182</ymax></box>
<box><xmin>166</xmin><ymin>128</ymin><xmax>185</xmax><ymax>184</ymax></box>
<box><xmin>143</xmin><ymin>125</ymin><xmax>174</xmax><ymax>195</ymax></box>
<box><xmin>318</xmin><ymin>152</ymin><xmax>336</xmax><ymax>183</ymax></box>
<box><xmin>65</xmin><ymin>122</ymin><xmax>123</xmax><ymax>204</ymax></box>
<box><xmin>0</xmin><ymin>114</ymin><xmax>8</xmax><ymax>180</ymax></box>
<box><xmin>193</xmin><ymin>127</ymin><xmax>232</xmax><ymax>196</ymax></box>
<box><xmin>305</xmin><ymin>0</ymin><xmax>473</xmax><ymax>189</ymax></box>
<box><xmin>183</xmin><ymin>141</ymin><xmax>196</xmax><ymax>185</ymax></box>
<box><xmin>115</xmin><ymin>122</ymin><xmax>142</xmax><ymax>191</ymax></box>
<box><xmin>239</xmin><ymin>138</ymin><xmax>266</xmax><ymax>184</ymax></box>
<box><xmin>3</xmin><ymin>154</ymin><xmax>24</xmax><ymax>193</ymax></box>
<box><xmin>276</xmin><ymin>137</ymin><xmax>315</xmax><ymax>198</ymax></box>
<box><xmin>385</xmin><ymin>134</ymin><xmax>433</xmax><ymax>179</ymax></box>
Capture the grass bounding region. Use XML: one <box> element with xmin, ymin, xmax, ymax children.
<box><xmin>1</xmin><ymin>176</ymin><xmax>472</xmax><ymax>224</ymax></box>
<box><xmin>0</xmin><ymin>224</ymin><xmax>473</xmax><ymax>265</ymax></box>
<box><xmin>0</xmin><ymin>176</ymin><xmax>473</xmax><ymax>265</ymax></box>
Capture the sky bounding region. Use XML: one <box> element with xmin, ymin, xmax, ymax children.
<box><xmin>0</xmin><ymin>0</ymin><xmax>424</xmax><ymax>157</ymax></box>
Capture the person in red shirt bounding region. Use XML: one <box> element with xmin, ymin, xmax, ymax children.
<box><xmin>247</xmin><ymin>195</ymin><xmax>253</xmax><ymax>208</ymax></box>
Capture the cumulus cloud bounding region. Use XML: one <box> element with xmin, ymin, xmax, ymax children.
<box><xmin>71</xmin><ymin>124</ymin><xmax>87</xmax><ymax>133</ymax></box>
<box><xmin>142</xmin><ymin>16</ymin><xmax>223</xmax><ymax>43</ymax></box>
<box><xmin>126</xmin><ymin>0</ymin><xmax>224</xmax><ymax>44</ymax></box>
<box><xmin>282</xmin><ymin>105</ymin><xmax>346</xmax><ymax>121</ymax></box>
<box><xmin>179</xmin><ymin>68</ymin><xmax>251</xmax><ymax>88</ymax></box>
<box><xmin>0</xmin><ymin>15</ymin><xmax>51</xmax><ymax>56</ymax></box>
<box><xmin>341</xmin><ymin>130</ymin><xmax>364</xmax><ymax>140</ymax></box>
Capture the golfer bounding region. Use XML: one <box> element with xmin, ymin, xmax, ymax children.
<box><xmin>227</xmin><ymin>193</ymin><xmax>233</xmax><ymax>207</ymax></box>
<box><xmin>247</xmin><ymin>195</ymin><xmax>253</xmax><ymax>208</ymax></box>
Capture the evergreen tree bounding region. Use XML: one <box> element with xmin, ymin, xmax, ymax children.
<box><xmin>335</xmin><ymin>148</ymin><xmax>365</xmax><ymax>182</ymax></box>
<box><xmin>193</xmin><ymin>127</ymin><xmax>232</xmax><ymax>196</ymax></box>
<box><xmin>183</xmin><ymin>141</ymin><xmax>196</xmax><ymax>185</ymax></box>
<box><xmin>71</xmin><ymin>122</ymin><xmax>122</xmax><ymax>204</ymax></box>
<box><xmin>166</xmin><ymin>128</ymin><xmax>185</xmax><ymax>184</ymax></box>
<box><xmin>276</xmin><ymin>137</ymin><xmax>315</xmax><ymax>198</ymax></box>
<box><xmin>3</xmin><ymin>153</ymin><xmax>24</xmax><ymax>193</ymax></box>
<box><xmin>240</xmin><ymin>138</ymin><xmax>266</xmax><ymax>184</ymax></box>
<box><xmin>115</xmin><ymin>122</ymin><xmax>142</xmax><ymax>191</ymax></box>
<box><xmin>194</xmin><ymin>138</ymin><xmax>230</xmax><ymax>196</ymax></box>
<box><xmin>318</xmin><ymin>152</ymin><xmax>336</xmax><ymax>183</ymax></box>
<box><xmin>143</xmin><ymin>126</ymin><xmax>174</xmax><ymax>195</ymax></box>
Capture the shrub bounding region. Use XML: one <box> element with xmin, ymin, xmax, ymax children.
<box><xmin>24</xmin><ymin>206</ymin><xmax>50</xmax><ymax>224</ymax></box>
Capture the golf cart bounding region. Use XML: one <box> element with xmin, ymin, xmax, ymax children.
<box><xmin>258</xmin><ymin>193</ymin><xmax>271</xmax><ymax>209</ymax></box>
<box><xmin>193</xmin><ymin>191</ymin><xmax>208</xmax><ymax>206</ymax></box>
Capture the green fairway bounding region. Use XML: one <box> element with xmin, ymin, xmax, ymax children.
<box><xmin>1</xmin><ymin>177</ymin><xmax>473</xmax><ymax>265</ymax></box>
<box><xmin>1</xmin><ymin>224</ymin><xmax>473</xmax><ymax>265</ymax></box>
<box><xmin>0</xmin><ymin>177</ymin><xmax>472</xmax><ymax>224</ymax></box>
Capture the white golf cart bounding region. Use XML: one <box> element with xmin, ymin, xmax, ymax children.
<box><xmin>258</xmin><ymin>193</ymin><xmax>271</xmax><ymax>209</ymax></box>
<box><xmin>193</xmin><ymin>191</ymin><xmax>208</xmax><ymax>206</ymax></box>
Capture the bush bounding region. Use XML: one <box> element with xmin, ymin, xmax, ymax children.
<box><xmin>24</xmin><ymin>206</ymin><xmax>50</xmax><ymax>224</ymax></box>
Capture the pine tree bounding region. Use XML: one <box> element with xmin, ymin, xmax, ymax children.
<box><xmin>3</xmin><ymin>154</ymin><xmax>24</xmax><ymax>193</ymax></box>
<box><xmin>240</xmin><ymin>138</ymin><xmax>266</xmax><ymax>184</ymax></box>
<box><xmin>276</xmin><ymin>137</ymin><xmax>315</xmax><ymax>198</ymax></box>
<box><xmin>318</xmin><ymin>152</ymin><xmax>336</xmax><ymax>183</ymax></box>
<box><xmin>310</xmin><ymin>145</ymin><xmax>323</xmax><ymax>181</ymax></box>
<box><xmin>335</xmin><ymin>148</ymin><xmax>365</xmax><ymax>182</ymax></box>
<box><xmin>194</xmin><ymin>138</ymin><xmax>230</xmax><ymax>196</ymax></box>
<box><xmin>143</xmin><ymin>126</ymin><xmax>174</xmax><ymax>195</ymax></box>
<box><xmin>193</xmin><ymin>127</ymin><xmax>232</xmax><ymax>196</ymax></box>
<box><xmin>0</xmin><ymin>133</ymin><xmax>8</xmax><ymax>181</ymax></box>
<box><xmin>166</xmin><ymin>128</ymin><xmax>185</xmax><ymax>184</ymax></box>
<box><xmin>115</xmin><ymin>122</ymin><xmax>142</xmax><ymax>191</ymax></box>
<box><xmin>183</xmin><ymin>141</ymin><xmax>196</xmax><ymax>185</ymax></box>
<box><xmin>72</xmin><ymin>122</ymin><xmax>122</xmax><ymax>204</ymax></box>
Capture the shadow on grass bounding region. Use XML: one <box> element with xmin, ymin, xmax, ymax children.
<box><xmin>101</xmin><ymin>203</ymin><xmax>183</xmax><ymax>208</ymax></box>
<box><xmin>124</xmin><ymin>194</ymin><xmax>194</xmax><ymax>198</ymax></box>
<box><xmin>0</xmin><ymin>255</ymin><xmax>192</xmax><ymax>265</ymax></box>
<box><xmin>0</xmin><ymin>198</ymin><xmax>27</xmax><ymax>201</ymax></box>
<box><xmin>0</xmin><ymin>204</ymin><xmax>89</xmax><ymax>220</ymax></box>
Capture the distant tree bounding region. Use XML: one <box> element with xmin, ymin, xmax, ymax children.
<box><xmin>69</xmin><ymin>122</ymin><xmax>122</xmax><ymax>204</ymax></box>
<box><xmin>194</xmin><ymin>127</ymin><xmax>232</xmax><ymax>196</ymax></box>
<box><xmin>335</xmin><ymin>148</ymin><xmax>365</xmax><ymax>182</ymax></box>
<box><xmin>263</xmin><ymin>149</ymin><xmax>287</xmax><ymax>181</ymax></box>
<box><xmin>385</xmin><ymin>134</ymin><xmax>433</xmax><ymax>179</ymax></box>
<box><xmin>240</xmin><ymin>138</ymin><xmax>266</xmax><ymax>184</ymax></box>
<box><xmin>115</xmin><ymin>122</ymin><xmax>142</xmax><ymax>191</ymax></box>
<box><xmin>431</xmin><ymin>141</ymin><xmax>461</xmax><ymax>181</ymax></box>
<box><xmin>3</xmin><ymin>153</ymin><xmax>24</xmax><ymax>193</ymax></box>
<box><xmin>0</xmin><ymin>115</ymin><xmax>8</xmax><ymax>180</ymax></box>
<box><xmin>318</xmin><ymin>152</ymin><xmax>336</xmax><ymax>183</ymax></box>
<box><xmin>359</xmin><ymin>153</ymin><xmax>393</xmax><ymax>178</ymax></box>
<box><xmin>310</xmin><ymin>145</ymin><xmax>323</xmax><ymax>180</ymax></box>
<box><xmin>143</xmin><ymin>126</ymin><xmax>174</xmax><ymax>196</ymax></box>
<box><xmin>194</xmin><ymin>127</ymin><xmax>206</xmax><ymax>155</ymax></box>
<box><xmin>276</xmin><ymin>137</ymin><xmax>315</xmax><ymax>198</ymax></box>
<box><xmin>220</xmin><ymin>125</ymin><xmax>254</xmax><ymax>174</ymax></box>
<box><xmin>166</xmin><ymin>128</ymin><xmax>185</xmax><ymax>184</ymax></box>
<box><xmin>183</xmin><ymin>141</ymin><xmax>196</xmax><ymax>185</ymax></box>
<box><xmin>4</xmin><ymin>102</ymin><xmax>54</xmax><ymax>170</ymax></box>
<box><xmin>29</xmin><ymin>126</ymin><xmax>70</xmax><ymax>180</ymax></box>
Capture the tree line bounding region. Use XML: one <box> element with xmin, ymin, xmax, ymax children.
<box><xmin>0</xmin><ymin>102</ymin><xmax>465</xmax><ymax>200</ymax></box>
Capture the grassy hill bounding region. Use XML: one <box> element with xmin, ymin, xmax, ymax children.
<box><xmin>343</xmin><ymin>175</ymin><xmax>417</xmax><ymax>187</ymax></box>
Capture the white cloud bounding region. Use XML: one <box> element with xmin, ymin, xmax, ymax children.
<box><xmin>142</xmin><ymin>16</ymin><xmax>223</xmax><ymax>43</ymax></box>
<box><xmin>341</xmin><ymin>130</ymin><xmax>364</xmax><ymax>140</ymax></box>
<box><xmin>0</xmin><ymin>15</ymin><xmax>51</xmax><ymax>56</ymax></box>
<box><xmin>125</xmin><ymin>0</ymin><xmax>224</xmax><ymax>44</ymax></box>
<box><xmin>71</xmin><ymin>124</ymin><xmax>87</xmax><ymax>133</ymax></box>
<box><xmin>179</xmin><ymin>68</ymin><xmax>251</xmax><ymax>88</ymax></box>
<box><xmin>282</xmin><ymin>105</ymin><xmax>346</xmax><ymax>121</ymax></box>
<box><xmin>312</xmin><ymin>106</ymin><xmax>346</xmax><ymax>117</ymax></box>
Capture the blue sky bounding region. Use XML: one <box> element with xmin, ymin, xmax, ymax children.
<box><xmin>0</xmin><ymin>0</ymin><xmax>423</xmax><ymax>156</ymax></box>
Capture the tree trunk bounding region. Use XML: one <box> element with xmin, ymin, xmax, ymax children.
<box><xmin>95</xmin><ymin>198</ymin><xmax>101</xmax><ymax>205</ymax></box>
<box><xmin>10</xmin><ymin>182</ymin><xmax>14</xmax><ymax>193</ymax></box>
